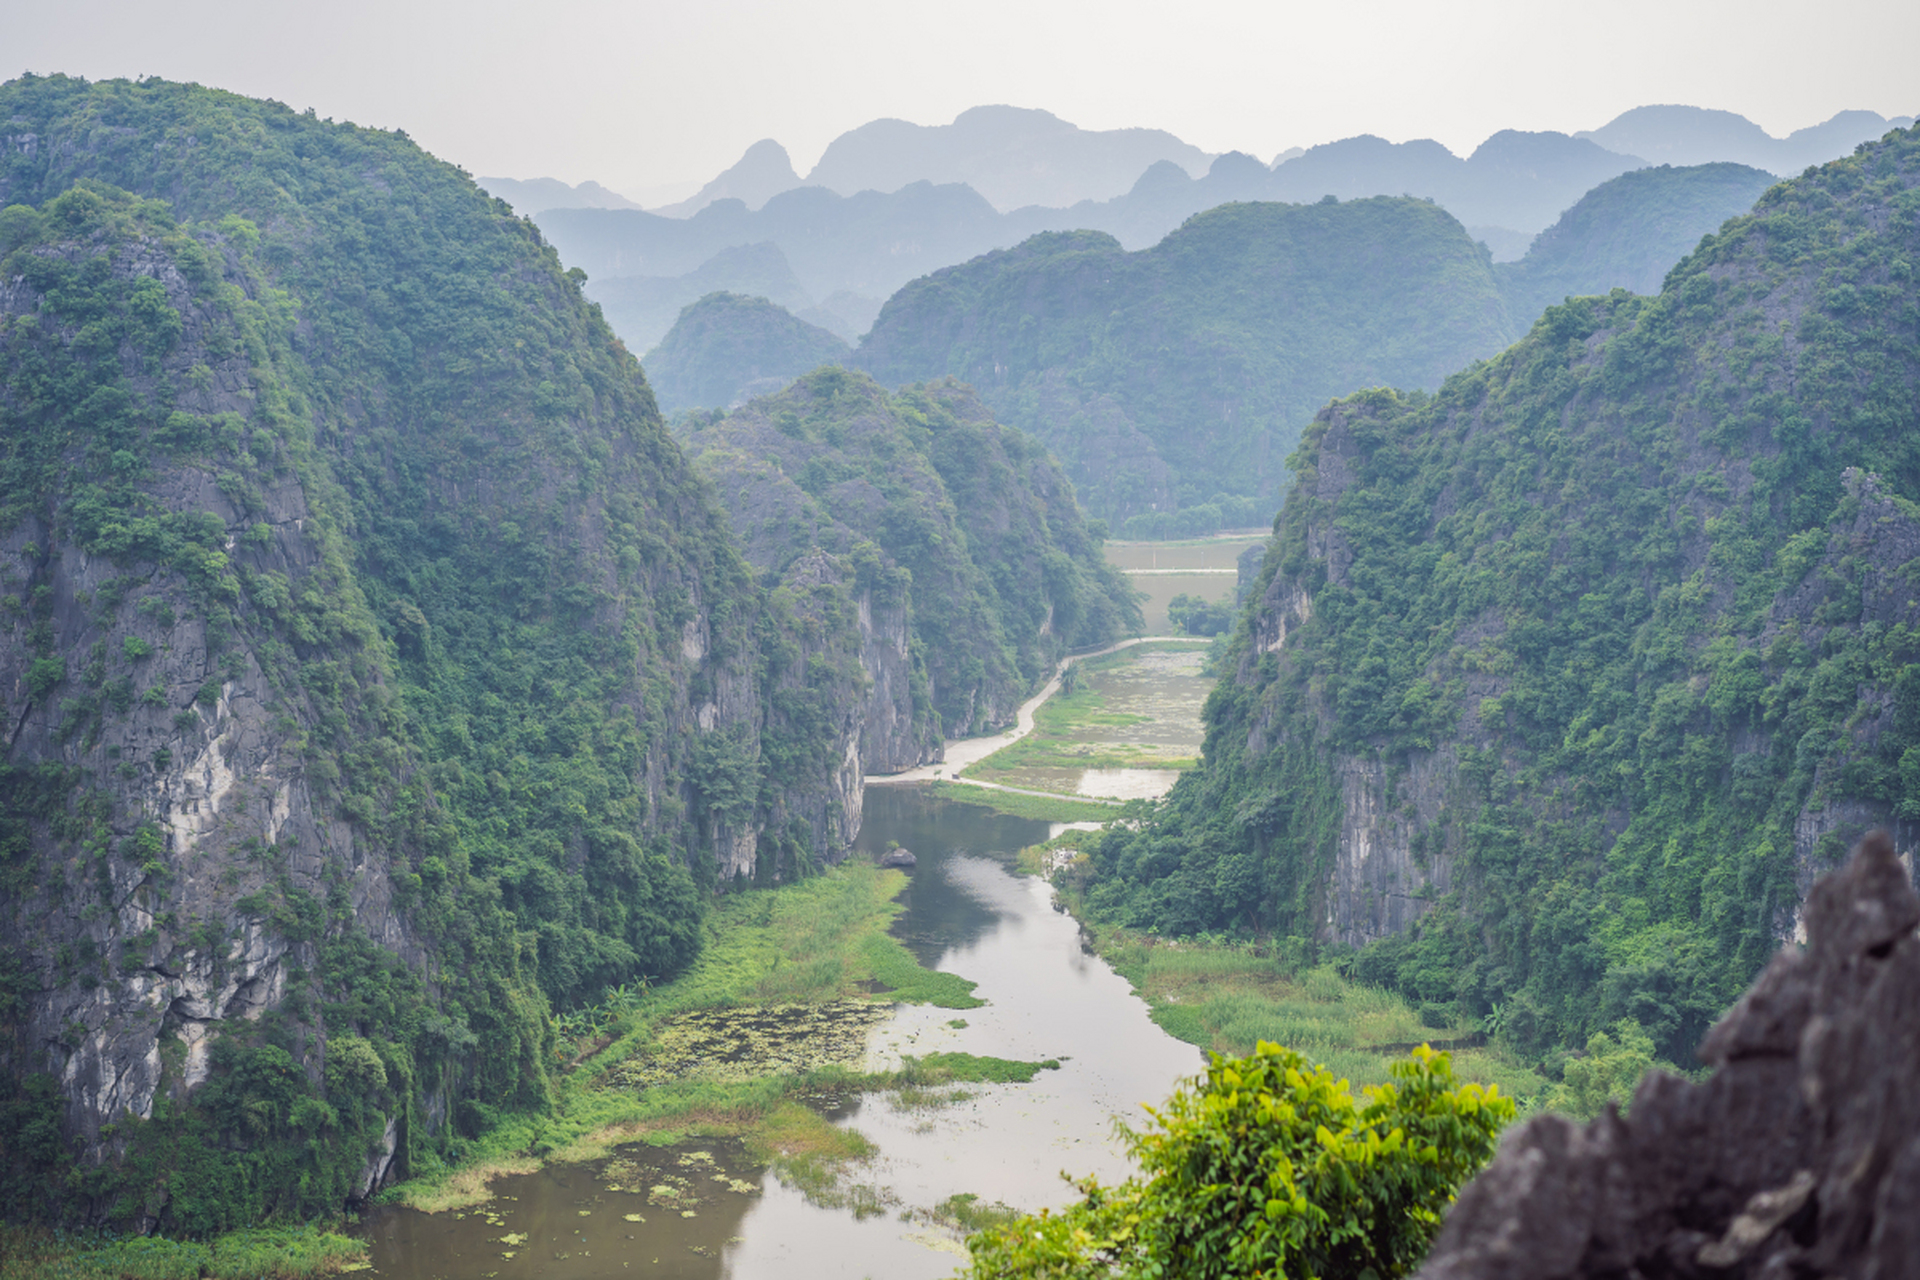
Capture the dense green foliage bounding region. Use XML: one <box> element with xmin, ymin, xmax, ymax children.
<box><xmin>0</xmin><ymin>1223</ymin><xmax>364</xmax><ymax>1280</ymax></box>
<box><xmin>684</xmin><ymin>368</ymin><xmax>1140</xmax><ymax>737</ymax></box>
<box><xmin>1542</xmin><ymin>1019</ymin><xmax>1672</xmax><ymax>1121</ymax></box>
<box><xmin>642</xmin><ymin>290</ymin><xmax>849</xmax><ymax>415</ymax></box>
<box><xmin>1497</xmin><ymin>161</ymin><xmax>1779</xmax><ymax>326</ymax></box>
<box><xmin>853</xmin><ymin>206</ymin><xmax>1515</xmax><ymax>533</ymax></box>
<box><xmin>0</xmin><ymin>75</ymin><xmax>848</xmax><ymax>1230</ymax></box>
<box><xmin>1169</xmin><ymin>592</ymin><xmax>1236</xmax><ymax>636</ymax></box>
<box><xmin>963</xmin><ymin>1043</ymin><xmax>1512</xmax><ymax>1279</ymax></box>
<box><xmin>1082</xmin><ymin>124</ymin><xmax>1920</xmax><ymax>1066</ymax></box>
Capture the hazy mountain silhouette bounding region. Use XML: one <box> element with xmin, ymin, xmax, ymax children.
<box><xmin>803</xmin><ymin>104</ymin><xmax>1213</xmax><ymax>211</ymax></box>
<box><xmin>544</xmin><ymin>180</ymin><xmax>1036</xmax><ymax>311</ymax></box>
<box><xmin>1577</xmin><ymin>105</ymin><xmax>1914</xmax><ymax>175</ymax></box>
<box><xmin>588</xmin><ymin>242</ymin><xmax>813</xmax><ymax>352</ymax></box>
<box><xmin>475</xmin><ymin>175</ymin><xmax>642</xmax><ymax>215</ymax></box>
<box><xmin>652</xmin><ymin>139</ymin><xmax>802</xmax><ymax>216</ymax></box>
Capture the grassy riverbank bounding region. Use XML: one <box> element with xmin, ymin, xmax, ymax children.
<box><xmin>926</xmin><ymin>780</ymin><xmax>1125</xmax><ymax>822</ymax></box>
<box><xmin>0</xmin><ymin>1224</ymin><xmax>367</xmax><ymax>1280</ymax></box>
<box><xmin>381</xmin><ymin>862</ymin><xmax>1053</xmax><ymax>1213</ymax></box>
<box><xmin>1093</xmin><ymin>927</ymin><xmax>1549</xmax><ymax>1102</ymax></box>
<box><xmin>1019</xmin><ymin>839</ymin><xmax>1550</xmax><ymax>1104</ymax></box>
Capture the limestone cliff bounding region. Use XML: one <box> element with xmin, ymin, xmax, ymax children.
<box><xmin>1419</xmin><ymin>831</ymin><xmax>1920</xmax><ymax>1279</ymax></box>
<box><xmin>683</xmin><ymin>367</ymin><xmax>1139</xmax><ymax>755</ymax></box>
<box><xmin>0</xmin><ymin>76</ymin><xmax>860</xmax><ymax>1227</ymax></box>
<box><xmin>1084</xmin><ymin>122</ymin><xmax>1920</xmax><ymax>1064</ymax></box>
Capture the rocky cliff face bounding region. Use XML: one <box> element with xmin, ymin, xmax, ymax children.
<box><xmin>1084</xmin><ymin>122</ymin><xmax>1920</xmax><ymax>1064</ymax></box>
<box><xmin>0</xmin><ymin>213</ymin><xmax>420</xmax><ymax>1174</ymax></box>
<box><xmin>0</xmin><ymin>76</ymin><xmax>864</xmax><ymax>1227</ymax></box>
<box><xmin>1249</xmin><ymin>411</ymin><xmax>1920</xmax><ymax>954</ymax></box>
<box><xmin>1419</xmin><ymin>831</ymin><xmax>1920</xmax><ymax>1279</ymax></box>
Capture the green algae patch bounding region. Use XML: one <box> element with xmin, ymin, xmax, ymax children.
<box><xmin>854</xmin><ymin>934</ymin><xmax>983</xmax><ymax>1008</ymax></box>
<box><xmin>385</xmin><ymin>862</ymin><xmax>995</xmax><ymax>1213</ymax></box>
<box><xmin>609</xmin><ymin>1002</ymin><xmax>892</xmax><ymax>1089</ymax></box>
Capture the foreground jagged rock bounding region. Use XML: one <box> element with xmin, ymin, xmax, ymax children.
<box><xmin>1419</xmin><ymin>831</ymin><xmax>1920</xmax><ymax>1279</ymax></box>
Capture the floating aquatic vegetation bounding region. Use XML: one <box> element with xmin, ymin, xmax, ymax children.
<box><xmin>647</xmin><ymin>1178</ymin><xmax>691</xmax><ymax>1206</ymax></box>
<box><xmin>608</xmin><ymin>1000</ymin><xmax>892</xmax><ymax>1088</ymax></box>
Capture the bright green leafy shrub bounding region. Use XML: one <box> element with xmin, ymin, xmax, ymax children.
<box><xmin>1544</xmin><ymin>1019</ymin><xmax>1673</xmax><ymax>1121</ymax></box>
<box><xmin>963</xmin><ymin>1043</ymin><xmax>1513</xmax><ymax>1279</ymax></box>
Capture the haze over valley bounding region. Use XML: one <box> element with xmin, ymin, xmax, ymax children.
<box><xmin>5</xmin><ymin>7</ymin><xmax>1920</xmax><ymax>1275</ymax></box>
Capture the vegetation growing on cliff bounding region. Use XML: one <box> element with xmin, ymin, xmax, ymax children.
<box><xmin>684</xmin><ymin>368</ymin><xmax>1141</xmax><ymax>741</ymax></box>
<box><xmin>1080</xmin><ymin>122</ymin><xmax>1920</xmax><ymax>1067</ymax></box>
<box><xmin>0</xmin><ymin>74</ymin><xmax>845</xmax><ymax>1230</ymax></box>
<box><xmin>643</xmin><ymin>290</ymin><xmax>849</xmax><ymax>416</ymax></box>
<box><xmin>853</xmin><ymin>206</ymin><xmax>1514</xmax><ymax>535</ymax></box>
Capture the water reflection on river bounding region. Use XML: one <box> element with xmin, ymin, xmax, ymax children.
<box><xmin>361</xmin><ymin>787</ymin><xmax>1201</xmax><ymax>1279</ymax></box>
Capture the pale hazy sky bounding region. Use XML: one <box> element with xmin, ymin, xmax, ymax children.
<box><xmin>10</xmin><ymin>0</ymin><xmax>1918</xmax><ymax>199</ymax></box>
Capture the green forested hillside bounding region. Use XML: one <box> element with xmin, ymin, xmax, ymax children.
<box><xmin>1497</xmin><ymin>161</ymin><xmax>1779</xmax><ymax>326</ymax></box>
<box><xmin>644</xmin><ymin>291</ymin><xmax>849</xmax><ymax>415</ymax></box>
<box><xmin>1084</xmin><ymin>124</ymin><xmax>1920</xmax><ymax>1065</ymax></box>
<box><xmin>0</xmin><ymin>76</ymin><xmax>848</xmax><ymax>1228</ymax></box>
<box><xmin>684</xmin><ymin>369</ymin><xmax>1140</xmax><ymax>742</ymax></box>
<box><xmin>853</xmin><ymin>202</ymin><xmax>1517</xmax><ymax>534</ymax></box>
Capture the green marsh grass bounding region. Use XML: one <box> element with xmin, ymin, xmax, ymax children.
<box><xmin>1091</xmin><ymin>929</ymin><xmax>1549</xmax><ymax>1101</ymax></box>
<box><xmin>384</xmin><ymin>862</ymin><xmax>1049</xmax><ymax>1213</ymax></box>
<box><xmin>925</xmin><ymin>781</ymin><xmax>1122</xmax><ymax>822</ymax></box>
<box><xmin>0</xmin><ymin>1225</ymin><xmax>367</xmax><ymax>1280</ymax></box>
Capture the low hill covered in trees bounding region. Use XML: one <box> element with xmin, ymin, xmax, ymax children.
<box><xmin>852</xmin><ymin>203</ymin><xmax>1515</xmax><ymax>534</ymax></box>
<box><xmin>682</xmin><ymin>369</ymin><xmax>1140</xmax><ymax>746</ymax></box>
<box><xmin>1495</xmin><ymin>161</ymin><xmax>1780</xmax><ymax>323</ymax></box>
<box><xmin>644</xmin><ymin>292</ymin><xmax>849</xmax><ymax>415</ymax></box>
<box><xmin>1080</xmin><ymin>123</ymin><xmax>1920</xmax><ymax>1067</ymax></box>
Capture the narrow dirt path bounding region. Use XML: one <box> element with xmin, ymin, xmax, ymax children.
<box><xmin>865</xmin><ymin>635</ymin><xmax>1211</xmax><ymax>787</ymax></box>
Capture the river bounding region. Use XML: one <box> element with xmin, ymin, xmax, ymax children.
<box><xmin>360</xmin><ymin>548</ymin><xmax>1224</xmax><ymax>1278</ymax></box>
<box><xmin>358</xmin><ymin>787</ymin><xmax>1204</xmax><ymax>1279</ymax></box>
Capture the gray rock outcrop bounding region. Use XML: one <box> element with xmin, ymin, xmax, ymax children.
<box><xmin>1418</xmin><ymin>830</ymin><xmax>1920</xmax><ymax>1279</ymax></box>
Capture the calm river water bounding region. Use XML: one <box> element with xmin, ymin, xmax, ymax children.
<box><xmin>358</xmin><ymin>787</ymin><xmax>1203</xmax><ymax>1279</ymax></box>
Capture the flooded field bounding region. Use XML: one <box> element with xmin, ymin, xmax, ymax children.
<box><xmin>966</xmin><ymin>643</ymin><xmax>1212</xmax><ymax>801</ymax></box>
<box><xmin>1105</xmin><ymin>534</ymin><xmax>1268</xmax><ymax>633</ymax></box>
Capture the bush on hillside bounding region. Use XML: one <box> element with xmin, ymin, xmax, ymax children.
<box><xmin>963</xmin><ymin>1042</ymin><xmax>1514</xmax><ymax>1279</ymax></box>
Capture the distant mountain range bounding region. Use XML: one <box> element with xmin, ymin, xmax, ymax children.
<box><xmin>475</xmin><ymin>174</ymin><xmax>643</xmax><ymax>213</ymax></box>
<box><xmin>802</xmin><ymin>105</ymin><xmax>1213</xmax><ymax>211</ymax></box>
<box><xmin>535</xmin><ymin>106</ymin><xmax>1910</xmax><ymax>352</ymax></box>
<box><xmin>641</xmin><ymin>159</ymin><xmax>1804</xmax><ymax>535</ymax></box>
<box><xmin>1576</xmin><ymin>105</ymin><xmax>1911</xmax><ymax>174</ymax></box>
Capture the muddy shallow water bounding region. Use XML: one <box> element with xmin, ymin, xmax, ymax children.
<box><xmin>360</xmin><ymin>788</ymin><xmax>1202</xmax><ymax>1279</ymax></box>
